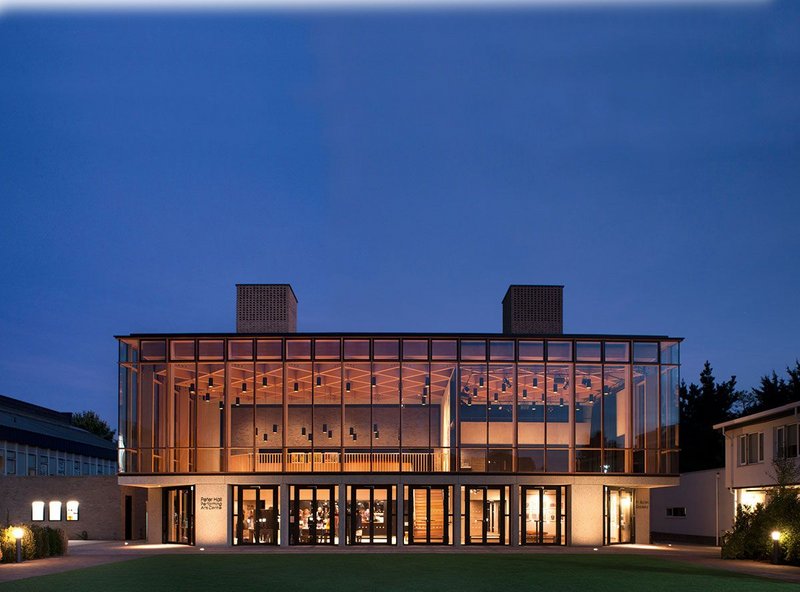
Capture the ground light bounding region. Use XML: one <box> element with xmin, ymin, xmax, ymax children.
<box><xmin>771</xmin><ymin>531</ymin><xmax>781</xmax><ymax>564</ymax></box>
<box><xmin>12</xmin><ymin>527</ymin><xmax>24</xmax><ymax>563</ymax></box>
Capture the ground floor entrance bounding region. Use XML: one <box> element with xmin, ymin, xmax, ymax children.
<box><xmin>162</xmin><ymin>486</ymin><xmax>194</xmax><ymax>545</ymax></box>
<box><xmin>405</xmin><ymin>485</ymin><xmax>451</xmax><ymax>545</ymax></box>
<box><xmin>522</xmin><ymin>486</ymin><xmax>566</xmax><ymax>545</ymax></box>
<box><xmin>134</xmin><ymin>477</ymin><xmax>669</xmax><ymax>548</ymax></box>
<box><xmin>462</xmin><ymin>486</ymin><xmax>509</xmax><ymax>545</ymax></box>
<box><xmin>232</xmin><ymin>485</ymin><xmax>278</xmax><ymax>545</ymax></box>
<box><xmin>289</xmin><ymin>485</ymin><xmax>338</xmax><ymax>545</ymax></box>
<box><xmin>604</xmin><ymin>487</ymin><xmax>634</xmax><ymax>545</ymax></box>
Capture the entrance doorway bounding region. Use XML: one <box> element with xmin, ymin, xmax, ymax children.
<box><xmin>289</xmin><ymin>485</ymin><xmax>337</xmax><ymax>545</ymax></box>
<box><xmin>405</xmin><ymin>486</ymin><xmax>450</xmax><ymax>544</ymax></box>
<box><xmin>347</xmin><ymin>486</ymin><xmax>396</xmax><ymax>545</ymax></box>
<box><xmin>233</xmin><ymin>486</ymin><xmax>279</xmax><ymax>545</ymax></box>
<box><xmin>605</xmin><ymin>487</ymin><xmax>634</xmax><ymax>544</ymax></box>
<box><xmin>162</xmin><ymin>486</ymin><xmax>194</xmax><ymax>545</ymax></box>
<box><xmin>462</xmin><ymin>486</ymin><xmax>508</xmax><ymax>544</ymax></box>
<box><xmin>521</xmin><ymin>486</ymin><xmax>566</xmax><ymax>545</ymax></box>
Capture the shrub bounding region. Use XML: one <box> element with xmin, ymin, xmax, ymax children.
<box><xmin>0</xmin><ymin>525</ymin><xmax>68</xmax><ymax>562</ymax></box>
<box><xmin>721</xmin><ymin>471</ymin><xmax>800</xmax><ymax>565</ymax></box>
<box><xmin>0</xmin><ymin>525</ymin><xmax>35</xmax><ymax>563</ymax></box>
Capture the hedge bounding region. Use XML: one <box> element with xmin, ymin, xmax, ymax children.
<box><xmin>0</xmin><ymin>525</ymin><xmax>68</xmax><ymax>563</ymax></box>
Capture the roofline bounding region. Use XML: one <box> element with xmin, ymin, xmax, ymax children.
<box><xmin>713</xmin><ymin>401</ymin><xmax>800</xmax><ymax>430</ymax></box>
<box><xmin>236</xmin><ymin>283</ymin><xmax>298</xmax><ymax>303</ymax></box>
<box><xmin>116</xmin><ymin>332</ymin><xmax>683</xmax><ymax>341</ymax></box>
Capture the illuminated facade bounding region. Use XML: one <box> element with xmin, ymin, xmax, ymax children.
<box><xmin>117</xmin><ymin>284</ymin><xmax>680</xmax><ymax>547</ymax></box>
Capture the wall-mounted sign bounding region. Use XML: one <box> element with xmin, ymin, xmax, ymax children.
<box><xmin>200</xmin><ymin>496</ymin><xmax>223</xmax><ymax>511</ymax></box>
<box><xmin>635</xmin><ymin>500</ymin><xmax>649</xmax><ymax>510</ymax></box>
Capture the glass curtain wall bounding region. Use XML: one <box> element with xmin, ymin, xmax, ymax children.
<box><xmin>119</xmin><ymin>338</ymin><xmax>678</xmax><ymax>476</ymax></box>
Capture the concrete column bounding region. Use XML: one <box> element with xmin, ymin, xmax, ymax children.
<box><xmin>280</xmin><ymin>483</ymin><xmax>290</xmax><ymax>547</ymax></box>
<box><xmin>338</xmin><ymin>483</ymin><xmax>346</xmax><ymax>545</ymax></box>
<box><xmin>509</xmin><ymin>485</ymin><xmax>519</xmax><ymax>546</ymax></box>
<box><xmin>570</xmin><ymin>483</ymin><xmax>604</xmax><ymax>546</ymax></box>
<box><xmin>146</xmin><ymin>487</ymin><xmax>162</xmax><ymax>544</ymax></box>
<box><xmin>452</xmin><ymin>484</ymin><xmax>461</xmax><ymax>546</ymax></box>
<box><xmin>397</xmin><ymin>483</ymin><xmax>404</xmax><ymax>547</ymax></box>
<box><xmin>634</xmin><ymin>488</ymin><xmax>651</xmax><ymax>545</ymax></box>
<box><xmin>194</xmin><ymin>482</ymin><xmax>228</xmax><ymax>546</ymax></box>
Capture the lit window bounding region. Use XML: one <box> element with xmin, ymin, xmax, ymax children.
<box><xmin>49</xmin><ymin>501</ymin><xmax>63</xmax><ymax>521</ymax></box>
<box><xmin>66</xmin><ymin>501</ymin><xmax>79</xmax><ymax>521</ymax></box>
<box><xmin>31</xmin><ymin>501</ymin><xmax>45</xmax><ymax>521</ymax></box>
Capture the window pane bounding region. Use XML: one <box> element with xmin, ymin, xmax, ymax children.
<box><xmin>575</xmin><ymin>342</ymin><xmax>601</xmax><ymax>362</ymax></box>
<box><xmin>256</xmin><ymin>340</ymin><xmax>282</xmax><ymax>359</ymax></box>
<box><xmin>575</xmin><ymin>366</ymin><xmax>602</xmax><ymax>449</ymax></box>
<box><xmin>197</xmin><ymin>362</ymin><xmax>224</xmax><ymax>471</ymax></box>
<box><xmin>547</xmin><ymin>342</ymin><xmax>571</xmax><ymax>362</ymax></box>
<box><xmin>431</xmin><ymin>340</ymin><xmax>457</xmax><ymax>359</ymax></box>
<box><xmin>402</xmin><ymin>340</ymin><xmax>428</xmax><ymax>360</ymax></box>
<box><xmin>546</xmin><ymin>364</ymin><xmax>571</xmax><ymax>448</ymax></box>
<box><xmin>490</xmin><ymin>341</ymin><xmax>514</xmax><ymax>361</ymax></box>
<box><xmin>459</xmin><ymin>364</ymin><xmax>487</xmax><ymax>446</ymax></box>
<box><xmin>402</xmin><ymin>363</ymin><xmax>430</xmax><ymax>450</ymax></box>
<box><xmin>228</xmin><ymin>340</ymin><xmax>254</xmax><ymax>360</ymax></box>
<box><xmin>633</xmin><ymin>366</ymin><xmax>659</xmax><ymax>470</ymax></box>
<box><xmin>141</xmin><ymin>341</ymin><xmax>166</xmax><ymax>361</ymax></box>
<box><xmin>518</xmin><ymin>365</ymin><xmax>545</xmax><ymax>445</ymax></box>
<box><xmin>488</xmin><ymin>365</ymin><xmax>514</xmax><ymax>446</ymax></box>
<box><xmin>170</xmin><ymin>340</ymin><xmax>195</xmax><ymax>361</ymax></box>
<box><xmin>315</xmin><ymin>340</ymin><xmax>341</xmax><ymax>359</ymax></box>
<box><xmin>460</xmin><ymin>341</ymin><xmax>486</xmax><ymax>361</ymax></box>
<box><xmin>604</xmin><ymin>342</ymin><xmax>629</xmax><ymax>362</ymax></box>
<box><xmin>344</xmin><ymin>340</ymin><xmax>370</xmax><ymax>360</ymax></box>
<box><xmin>373</xmin><ymin>340</ymin><xmax>399</xmax><ymax>360</ymax></box>
<box><xmin>315</xmin><ymin>363</ymin><xmax>343</xmax><ymax>450</ymax></box>
<box><xmin>518</xmin><ymin>341</ymin><xmax>544</xmax><ymax>361</ymax></box>
<box><xmin>660</xmin><ymin>366</ymin><xmax>679</xmax><ymax>453</ymax></box>
<box><xmin>661</xmin><ymin>341</ymin><xmax>680</xmax><ymax>365</ymax></box>
<box><xmin>286</xmin><ymin>340</ymin><xmax>311</xmax><ymax>360</ymax></box>
<box><xmin>633</xmin><ymin>342</ymin><xmax>658</xmax><ymax>363</ymax></box>
<box><xmin>603</xmin><ymin>365</ymin><xmax>630</xmax><ymax>472</ymax></box>
<box><xmin>256</xmin><ymin>362</ymin><xmax>282</xmax><ymax>466</ymax></box>
<box><xmin>198</xmin><ymin>340</ymin><xmax>224</xmax><ymax>360</ymax></box>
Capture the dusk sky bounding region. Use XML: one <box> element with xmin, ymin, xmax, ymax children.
<box><xmin>1</xmin><ymin>1</ymin><xmax>798</xmax><ymax>428</ymax></box>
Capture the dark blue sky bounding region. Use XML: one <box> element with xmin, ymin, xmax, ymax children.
<box><xmin>1</xmin><ymin>2</ymin><xmax>798</xmax><ymax>427</ymax></box>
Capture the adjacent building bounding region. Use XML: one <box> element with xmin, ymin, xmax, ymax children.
<box><xmin>714</xmin><ymin>401</ymin><xmax>800</xmax><ymax>511</ymax></box>
<box><xmin>0</xmin><ymin>394</ymin><xmax>146</xmax><ymax>539</ymax></box>
<box><xmin>117</xmin><ymin>284</ymin><xmax>681</xmax><ymax>547</ymax></box>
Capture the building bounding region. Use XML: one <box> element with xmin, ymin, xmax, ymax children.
<box><xmin>117</xmin><ymin>284</ymin><xmax>681</xmax><ymax>547</ymax></box>
<box><xmin>650</xmin><ymin>468</ymin><xmax>733</xmax><ymax>545</ymax></box>
<box><xmin>714</xmin><ymin>401</ymin><xmax>800</xmax><ymax>512</ymax></box>
<box><xmin>0</xmin><ymin>394</ymin><xmax>146</xmax><ymax>539</ymax></box>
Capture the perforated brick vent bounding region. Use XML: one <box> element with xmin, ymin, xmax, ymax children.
<box><xmin>502</xmin><ymin>285</ymin><xmax>563</xmax><ymax>335</ymax></box>
<box><xmin>236</xmin><ymin>284</ymin><xmax>297</xmax><ymax>333</ymax></box>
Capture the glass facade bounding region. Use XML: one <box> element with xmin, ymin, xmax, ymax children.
<box><xmin>118</xmin><ymin>336</ymin><xmax>679</xmax><ymax>475</ymax></box>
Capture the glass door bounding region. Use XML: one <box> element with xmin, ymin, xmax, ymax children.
<box><xmin>605</xmin><ymin>487</ymin><xmax>634</xmax><ymax>544</ymax></box>
<box><xmin>521</xmin><ymin>486</ymin><xmax>565</xmax><ymax>545</ymax></box>
<box><xmin>406</xmin><ymin>486</ymin><xmax>450</xmax><ymax>544</ymax></box>
<box><xmin>163</xmin><ymin>486</ymin><xmax>194</xmax><ymax>545</ymax></box>
<box><xmin>290</xmin><ymin>485</ymin><xmax>337</xmax><ymax>545</ymax></box>
<box><xmin>233</xmin><ymin>486</ymin><xmax>278</xmax><ymax>545</ymax></box>
<box><xmin>463</xmin><ymin>486</ymin><xmax>507</xmax><ymax>545</ymax></box>
<box><xmin>347</xmin><ymin>486</ymin><xmax>396</xmax><ymax>545</ymax></box>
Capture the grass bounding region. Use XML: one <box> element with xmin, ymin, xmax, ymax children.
<box><xmin>0</xmin><ymin>554</ymin><xmax>794</xmax><ymax>592</ymax></box>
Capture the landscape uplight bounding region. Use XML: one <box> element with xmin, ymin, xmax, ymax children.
<box><xmin>771</xmin><ymin>530</ymin><xmax>781</xmax><ymax>564</ymax></box>
<box><xmin>12</xmin><ymin>527</ymin><xmax>24</xmax><ymax>563</ymax></box>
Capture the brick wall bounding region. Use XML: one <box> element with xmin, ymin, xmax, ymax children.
<box><xmin>0</xmin><ymin>476</ymin><xmax>146</xmax><ymax>540</ymax></box>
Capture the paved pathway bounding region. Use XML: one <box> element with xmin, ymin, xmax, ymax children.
<box><xmin>1</xmin><ymin>540</ymin><xmax>798</xmax><ymax>585</ymax></box>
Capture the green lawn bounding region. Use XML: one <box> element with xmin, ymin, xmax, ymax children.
<box><xmin>0</xmin><ymin>554</ymin><xmax>793</xmax><ymax>592</ymax></box>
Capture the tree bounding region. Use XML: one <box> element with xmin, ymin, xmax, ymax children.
<box><xmin>743</xmin><ymin>361</ymin><xmax>800</xmax><ymax>414</ymax></box>
<box><xmin>71</xmin><ymin>410</ymin><xmax>115</xmax><ymax>441</ymax></box>
<box><xmin>679</xmin><ymin>361</ymin><xmax>742</xmax><ymax>472</ymax></box>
